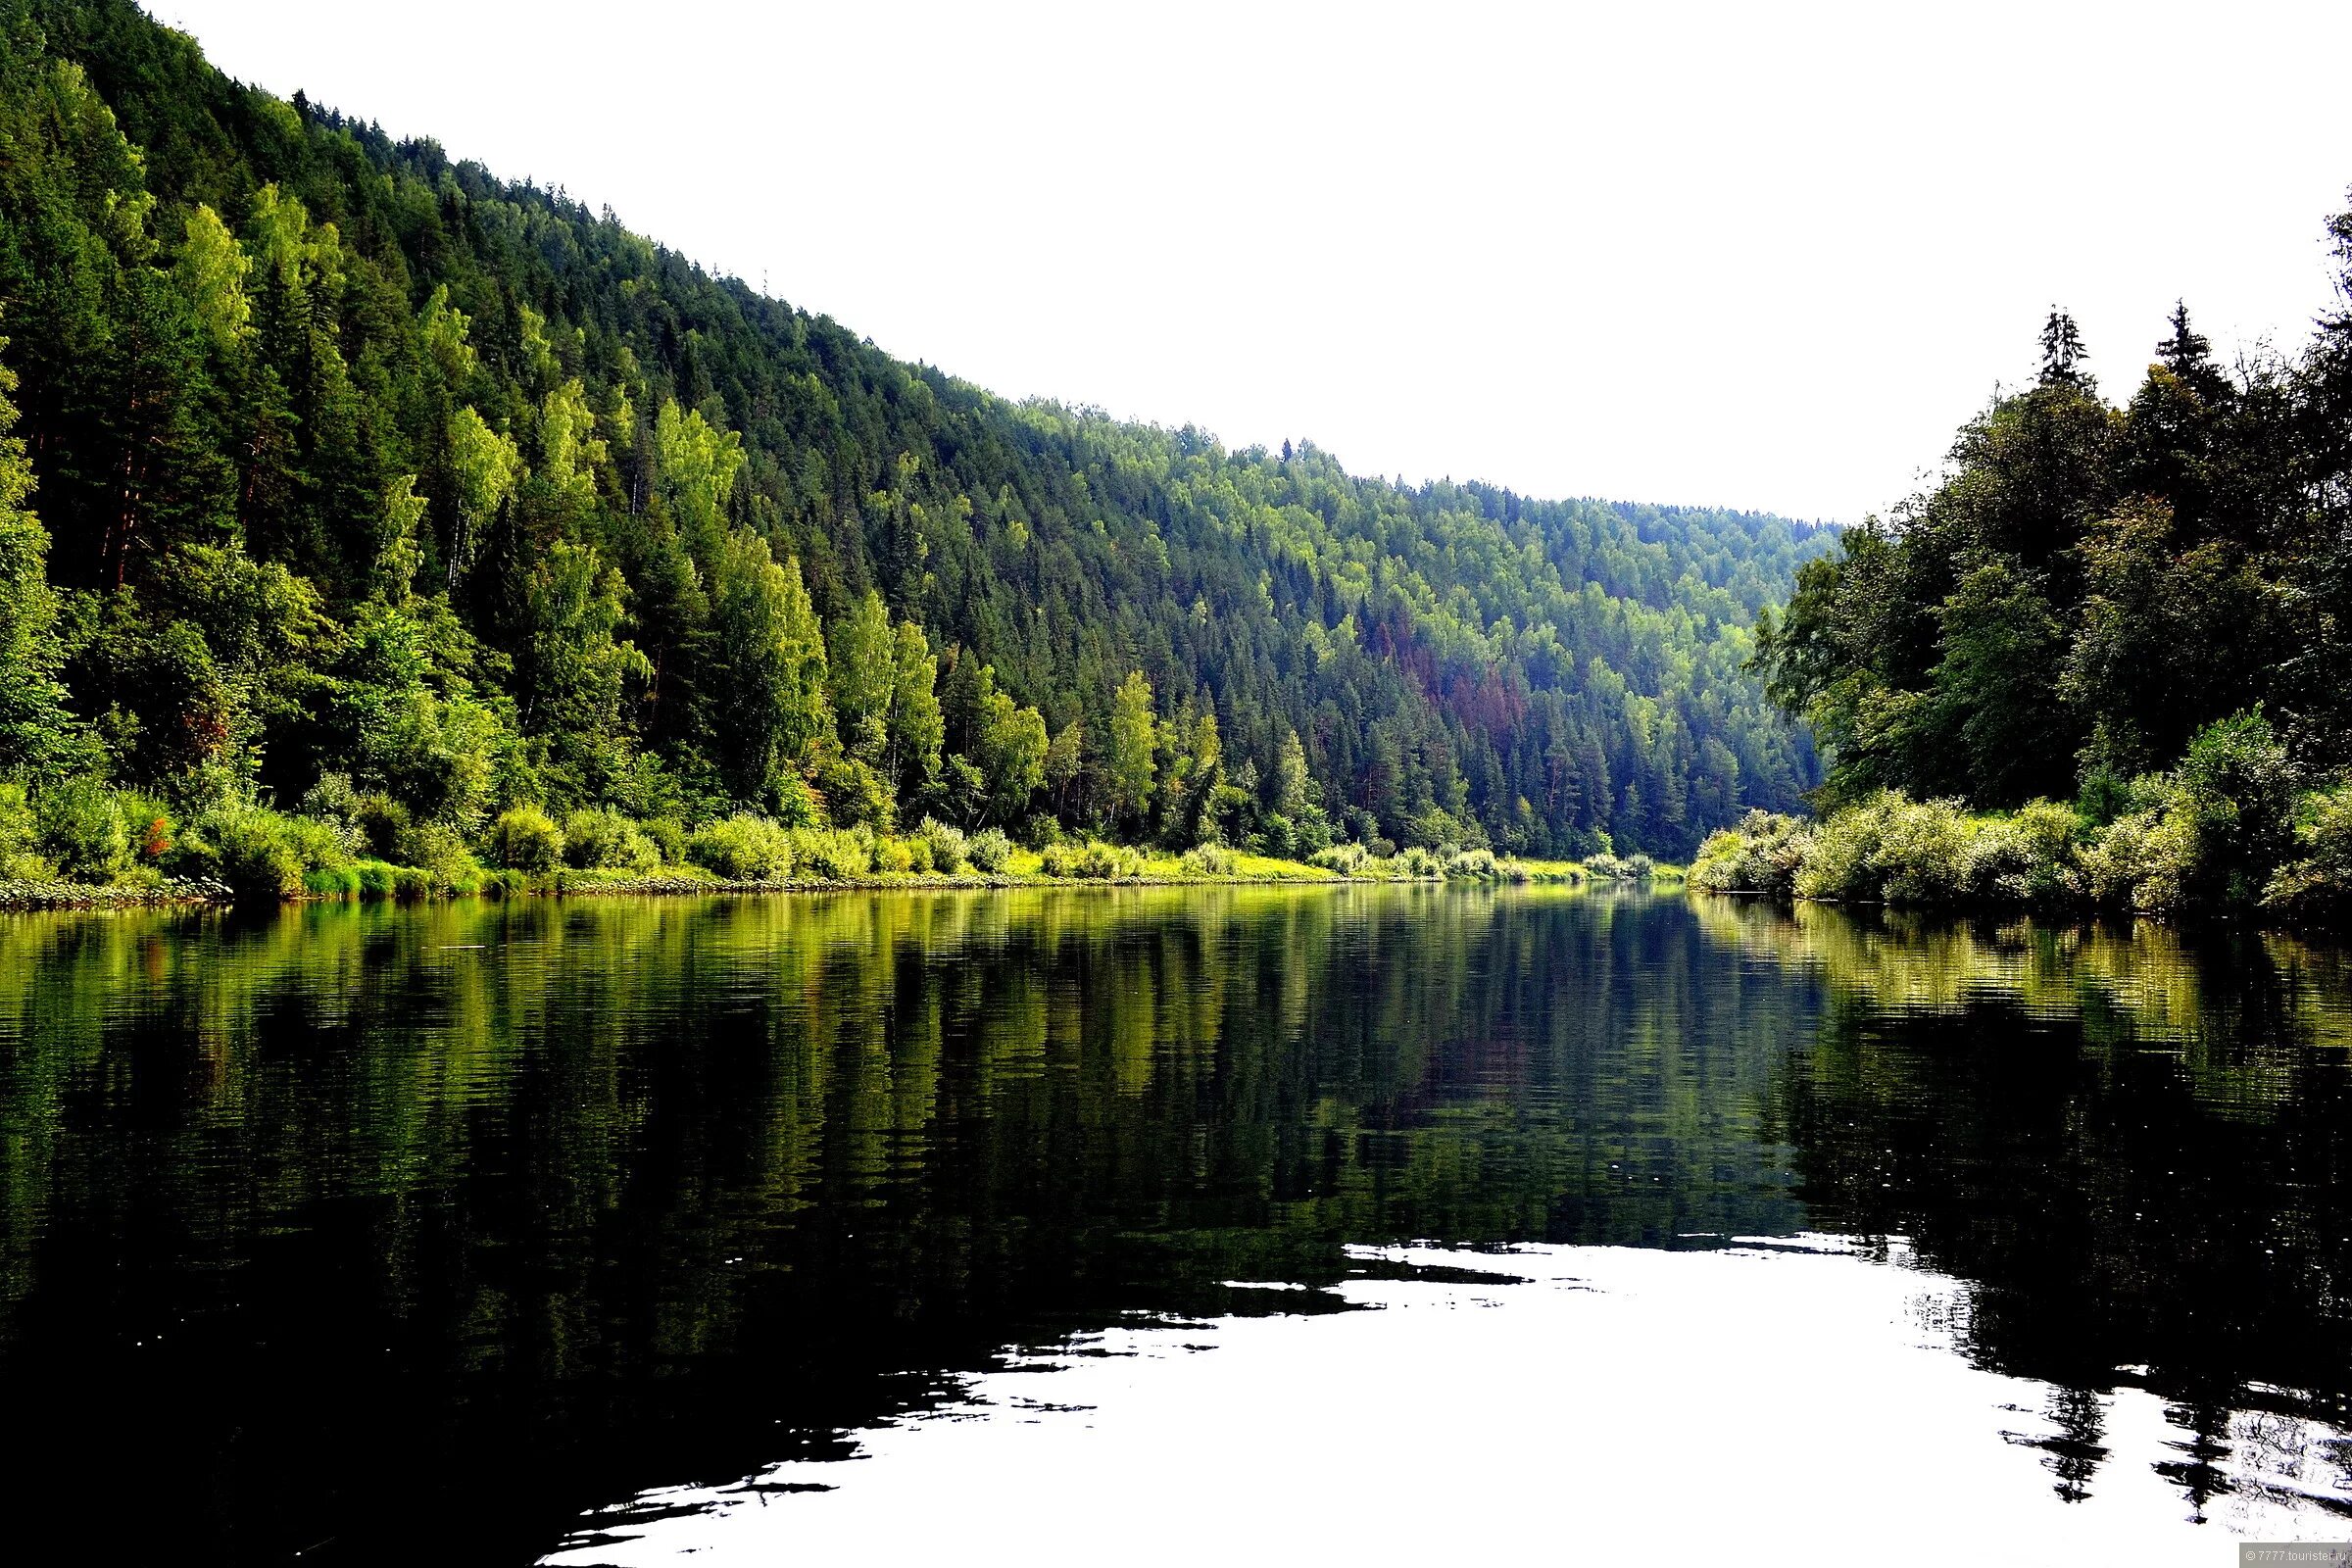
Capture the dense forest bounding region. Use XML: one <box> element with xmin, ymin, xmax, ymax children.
<box><xmin>1697</xmin><ymin>215</ymin><xmax>2352</xmax><ymax>919</ymax></box>
<box><xmin>0</xmin><ymin>0</ymin><xmax>1828</xmax><ymax>896</ymax></box>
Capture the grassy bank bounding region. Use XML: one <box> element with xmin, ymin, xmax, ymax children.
<box><xmin>1689</xmin><ymin>720</ymin><xmax>2350</xmax><ymax>924</ymax></box>
<box><xmin>0</xmin><ymin>802</ymin><xmax>1662</xmax><ymax>907</ymax></box>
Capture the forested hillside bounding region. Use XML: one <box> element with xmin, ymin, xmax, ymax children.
<box><xmin>0</xmin><ymin>0</ymin><xmax>1827</xmax><ymax>890</ymax></box>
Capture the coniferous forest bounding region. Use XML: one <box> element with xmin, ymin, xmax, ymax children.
<box><xmin>0</xmin><ymin>0</ymin><xmax>1833</xmax><ymax>898</ymax></box>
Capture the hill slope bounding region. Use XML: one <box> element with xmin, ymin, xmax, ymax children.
<box><xmin>0</xmin><ymin>0</ymin><xmax>1826</xmax><ymax>862</ymax></box>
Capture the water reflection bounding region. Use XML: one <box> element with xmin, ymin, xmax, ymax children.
<box><xmin>0</xmin><ymin>889</ymin><xmax>2344</xmax><ymax>1563</ymax></box>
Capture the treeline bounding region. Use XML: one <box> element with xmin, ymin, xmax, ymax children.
<box><xmin>1737</xmin><ymin>207</ymin><xmax>2352</xmax><ymax>920</ymax></box>
<box><xmin>0</xmin><ymin>0</ymin><xmax>1824</xmax><ymax>898</ymax></box>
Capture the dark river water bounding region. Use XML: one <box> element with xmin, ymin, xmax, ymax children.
<box><xmin>3</xmin><ymin>887</ymin><xmax>2349</xmax><ymax>1564</ymax></box>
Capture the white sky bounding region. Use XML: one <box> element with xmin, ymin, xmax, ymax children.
<box><xmin>149</xmin><ymin>0</ymin><xmax>2352</xmax><ymax>523</ymax></box>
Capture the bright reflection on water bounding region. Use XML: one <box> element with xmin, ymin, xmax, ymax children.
<box><xmin>0</xmin><ymin>888</ymin><xmax>2347</xmax><ymax>1565</ymax></box>
<box><xmin>549</xmin><ymin>1242</ymin><xmax>2348</xmax><ymax>1568</ymax></box>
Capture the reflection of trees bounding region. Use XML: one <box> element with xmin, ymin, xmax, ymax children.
<box><xmin>0</xmin><ymin>888</ymin><xmax>1819</xmax><ymax>1565</ymax></box>
<box><xmin>1717</xmin><ymin>896</ymin><xmax>2352</xmax><ymax>1513</ymax></box>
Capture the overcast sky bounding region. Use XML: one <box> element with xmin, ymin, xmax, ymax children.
<box><xmin>151</xmin><ymin>0</ymin><xmax>2352</xmax><ymax>523</ymax></box>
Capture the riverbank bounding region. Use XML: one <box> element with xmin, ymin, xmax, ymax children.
<box><xmin>0</xmin><ymin>848</ymin><xmax>1659</xmax><ymax>909</ymax></box>
<box><xmin>1690</xmin><ymin>773</ymin><xmax>2351</xmax><ymax>925</ymax></box>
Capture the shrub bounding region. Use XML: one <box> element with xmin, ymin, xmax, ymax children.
<box><xmin>640</xmin><ymin>816</ymin><xmax>686</xmax><ymax>866</ymax></box>
<box><xmin>1397</xmin><ymin>846</ymin><xmax>1444</xmax><ymax>878</ymax></box>
<box><xmin>192</xmin><ymin>804</ymin><xmax>307</xmax><ymax>902</ymax></box>
<box><xmin>304</xmin><ymin>865</ymin><xmax>361</xmax><ymax>897</ymax></box>
<box><xmin>36</xmin><ymin>779</ymin><xmax>130</xmax><ymax>883</ymax></box>
<box><xmin>298</xmin><ymin>772</ymin><xmax>368</xmax><ymax>856</ymax></box>
<box><xmin>1444</xmin><ymin>847</ymin><xmax>1499</xmax><ymax>881</ymax></box>
<box><xmin>118</xmin><ymin>791</ymin><xmax>176</xmax><ymax>865</ymax></box>
<box><xmin>387</xmin><ymin>820</ymin><xmax>479</xmax><ymax>890</ymax></box>
<box><xmin>1791</xmin><ymin>795</ymin><xmax>1890</xmax><ymax>901</ymax></box>
<box><xmin>913</xmin><ymin>817</ymin><xmax>967</xmax><ymax>874</ymax></box>
<box><xmin>2176</xmin><ymin>710</ymin><xmax>2299</xmax><ymax>905</ymax></box>
<box><xmin>790</xmin><ymin>825</ymin><xmax>873</xmax><ymax>880</ymax></box>
<box><xmin>392</xmin><ymin>866</ymin><xmax>436</xmax><ymax>901</ymax></box>
<box><xmin>1040</xmin><ymin>839</ymin><xmax>1139</xmax><ymax>879</ymax></box>
<box><xmin>685</xmin><ymin>814</ymin><xmax>795</xmax><ymax>881</ymax></box>
<box><xmin>354</xmin><ymin>793</ymin><xmax>411</xmax><ymax>860</ymax></box>
<box><xmin>1183</xmin><ymin>842</ymin><xmax>1237</xmax><ymax>876</ymax></box>
<box><xmin>966</xmin><ymin>828</ymin><xmax>1015</xmax><ymax>873</ymax></box>
<box><xmin>2264</xmin><ymin>782</ymin><xmax>2352</xmax><ymax>922</ymax></box>
<box><xmin>1961</xmin><ymin>800</ymin><xmax>2083</xmax><ymax>906</ymax></box>
<box><xmin>562</xmin><ymin>808</ymin><xmax>658</xmax><ymax>871</ymax></box>
<box><xmin>1308</xmin><ymin>842</ymin><xmax>1366</xmax><ymax>875</ymax></box>
<box><xmin>814</xmin><ymin>754</ymin><xmax>894</xmax><ymax>831</ymax></box>
<box><xmin>355</xmin><ymin>860</ymin><xmax>400</xmax><ymax>901</ymax></box>
<box><xmin>1688</xmin><ymin>810</ymin><xmax>1809</xmax><ymax>896</ymax></box>
<box><xmin>0</xmin><ymin>781</ymin><xmax>50</xmax><ymax>879</ymax></box>
<box><xmin>488</xmin><ymin>807</ymin><xmax>564</xmax><ymax>872</ymax></box>
<box><xmin>873</xmin><ymin>836</ymin><xmax>916</xmax><ymax>874</ymax></box>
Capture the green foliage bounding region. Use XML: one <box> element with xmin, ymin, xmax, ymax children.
<box><xmin>179</xmin><ymin>802</ymin><xmax>347</xmax><ymax>902</ymax></box>
<box><xmin>561</xmin><ymin>808</ymin><xmax>658</xmax><ymax>871</ymax></box>
<box><xmin>35</xmin><ymin>778</ymin><xmax>129</xmax><ymax>881</ymax></box>
<box><xmin>2264</xmin><ymin>783</ymin><xmax>2352</xmax><ymax>923</ymax></box>
<box><xmin>488</xmin><ymin>807</ymin><xmax>563</xmax><ymax>872</ymax></box>
<box><xmin>1307</xmin><ymin>842</ymin><xmax>1366</xmax><ymax>875</ymax></box>
<box><xmin>912</xmin><ymin>816</ymin><xmax>966</xmax><ymax>874</ymax></box>
<box><xmin>788</xmin><ymin>825</ymin><xmax>871</xmax><ymax>881</ymax></box>
<box><xmin>1690</xmin><ymin>809</ymin><xmax>1809</xmax><ymax>896</ymax></box>
<box><xmin>684</xmin><ymin>813</ymin><xmax>793</xmax><ymax>882</ymax></box>
<box><xmin>0</xmin><ymin>0</ymin><xmax>1880</xmax><ymax>895</ymax></box>
<box><xmin>1758</xmin><ymin>285</ymin><xmax>2352</xmax><ymax>819</ymax></box>
<box><xmin>965</xmin><ymin>827</ymin><xmax>1014</xmax><ymax>873</ymax></box>
<box><xmin>0</xmin><ymin>780</ymin><xmax>46</xmax><ymax>878</ymax></box>
<box><xmin>1181</xmin><ymin>842</ymin><xmax>1237</xmax><ymax>876</ymax></box>
<box><xmin>1040</xmin><ymin>839</ymin><xmax>1140</xmax><ymax>880</ymax></box>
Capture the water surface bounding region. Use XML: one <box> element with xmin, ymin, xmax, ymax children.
<box><xmin>1</xmin><ymin>888</ymin><xmax>2347</xmax><ymax>1563</ymax></box>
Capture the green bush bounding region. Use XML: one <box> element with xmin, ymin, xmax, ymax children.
<box><xmin>913</xmin><ymin>817</ymin><xmax>967</xmax><ymax>874</ymax></box>
<box><xmin>1183</xmin><ymin>842</ymin><xmax>1237</xmax><ymax>876</ymax></box>
<box><xmin>1307</xmin><ymin>842</ymin><xmax>1366</xmax><ymax>875</ymax></box>
<box><xmin>488</xmin><ymin>806</ymin><xmax>564</xmax><ymax>872</ymax></box>
<box><xmin>36</xmin><ymin>779</ymin><xmax>130</xmax><ymax>883</ymax></box>
<box><xmin>561</xmin><ymin>808</ymin><xmax>658</xmax><ymax>871</ymax></box>
<box><xmin>1688</xmin><ymin>810</ymin><xmax>1810</xmax><ymax>895</ymax></box>
<box><xmin>304</xmin><ymin>865</ymin><xmax>361</xmax><ymax>897</ymax></box>
<box><xmin>814</xmin><ymin>755</ymin><xmax>894</xmax><ymax>831</ymax></box>
<box><xmin>1961</xmin><ymin>800</ymin><xmax>2083</xmax><ymax>906</ymax></box>
<box><xmin>0</xmin><ymin>781</ymin><xmax>50</xmax><ymax>879</ymax></box>
<box><xmin>770</xmin><ymin>768</ymin><xmax>823</xmax><ymax>830</ymax></box>
<box><xmin>966</xmin><ymin>827</ymin><xmax>1014</xmax><ymax>874</ymax></box>
<box><xmin>1445</xmin><ymin>847</ymin><xmax>1499</xmax><ymax>881</ymax></box>
<box><xmin>872</xmin><ymin>836</ymin><xmax>915</xmax><ymax>874</ymax></box>
<box><xmin>483</xmin><ymin>867</ymin><xmax>528</xmax><ymax>900</ymax></box>
<box><xmin>1398</xmin><ymin>846</ymin><xmax>1444</xmax><ymax>878</ymax></box>
<box><xmin>2263</xmin><ymin>782</ymin><xmax>2352</xmax><ymax>922</ymax></box>
<box><xmin>641</xmin><ymin>816</ymin><xmax>686</xmax><ymax>866</ymax></box>
<box><xmin>685</xmin><ymin>814</ymin><xmax>795</xmax><ymax>881</ymax></box>
<box><xmin>2176</xmin><ymin>709</ymin><xmax>2299</xmax><ymax>905</ymax></box>
<box><xmin>392</xmin><ymin>866</ymin><xmax>435</xmax><ymax>901</ymax></box>
<box><xmin>1041</xmin><ymin>839</ymin><xmax>1139</xmax><ymax>879</ymax></box>
<box><xmin>790</xmin><ymin>826</ymin><xmax>872</xmax><ymax>881</ymax></box>
<box><xmin>354</xmin><ymin>859</ymin><xmax>400</xmax><ymax>901</ymax></box>
<box><xmin>191</xmin><ymin>805</ymin><xmax>308</xmax><ymax>902</ymax></box>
